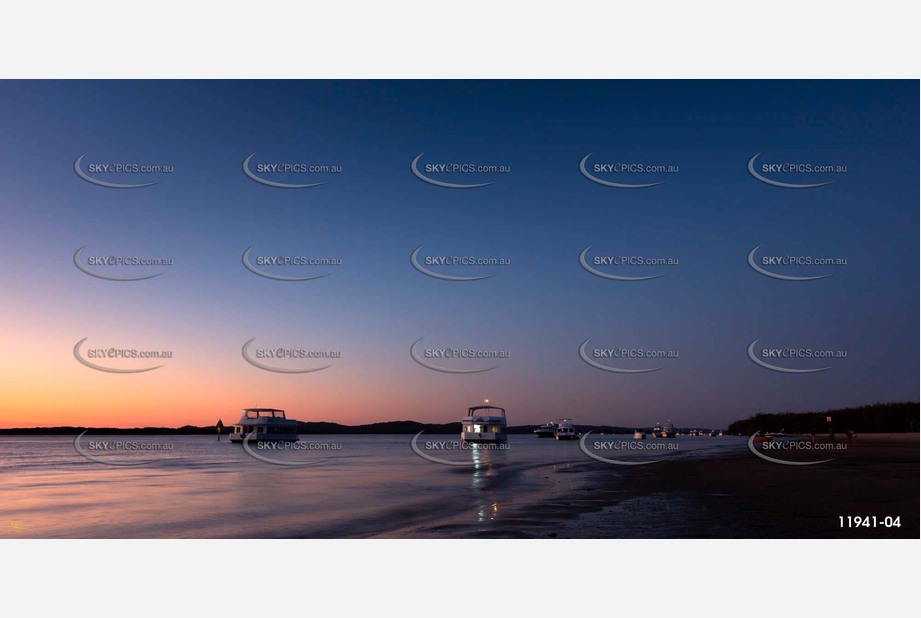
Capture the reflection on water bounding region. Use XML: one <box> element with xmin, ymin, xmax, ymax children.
<box><xmin>475</xmin><ymin>501</ymin><xmax>500</xmax><ymax>524</ymax></box>
<box><xmin>0</xmin><ymin>434</ymin><xmax>749</xmax><ymax>538</ymax></box>
<box><xmin>470</xmin><ymin>443</ymin><xmax>500</xmax><ymax>490</ymax></box>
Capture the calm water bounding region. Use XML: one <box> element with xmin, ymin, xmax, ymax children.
<box><xmin>0</xmin><ymin>434</ymin><xmax>749</xmax><ymax>538</ymax></box>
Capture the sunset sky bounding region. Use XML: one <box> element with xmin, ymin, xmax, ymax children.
<box><xmin>0</xmin><ymin>80</ymin><xmax>917</xmax><ymax>428</ymax></box>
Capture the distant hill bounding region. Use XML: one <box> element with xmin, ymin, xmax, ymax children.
<box><xmin>299</xmin><ymin>421</ymin><xmax>636</xmax><ymax>435</ymax></box>
<box><xmin>727</xmin><ymin>402</ymin><xmax>919</xmax><ymax>435</ymax></box>
<box><xmin>0</xmin><ymin>425</ymin><xmax>215</xmax><ymax>436</ymax></box>
<box><xmin>0</xmin><ymin>421</ymin><xmax>635</xmax><ymax>435</ymax></box>
<box><xmin>296</xmin><ymin>420</ymin><xmax>460</xmax><ymax>434</ymax></box>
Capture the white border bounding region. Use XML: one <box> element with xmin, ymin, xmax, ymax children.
<box><xmin>1</xmin><ymin>540</ymin><xmax>917</xmax><ymax>616</ymax></box>
<box><xmin>1</xmin><ymin>1</ymin><xmax>918</xmax><ymax>78</ymax></box>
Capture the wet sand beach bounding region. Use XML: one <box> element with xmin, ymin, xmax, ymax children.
<box><xmin>392</xmin><ymin>434</ymin><xmax>919</xmax><ymax>538</ymax></box>
<box><xmin>555</xmin><ymin>433</ymin><xmax>918</xmax><ymax>539</ymax></box>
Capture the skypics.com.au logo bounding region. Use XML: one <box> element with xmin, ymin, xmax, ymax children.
<box><xmin>74</xmin><ymin>154</ymin><xmax>173</xmax><ymax>188</ymax></box>
<box><xmin>747</xmin><ymin>153</ymin><xmax>846</xmax><ymax>188</ymax></box>
<box><xmin>579</xmin><ymin>245</ymin><xmax>677</xmax><ymax>281</ymax></box>
<box><xmin>73</xmin><ymin>432</ymin><xmax>176</xmax><ymax>466</ymax></box>
<box><xmin>240</xmin><ymin>433</ymin><xmax>342</xmax><ymax>466</ymax></box>
<box><xmin>242</xmin><ymin>153</ymin><xmax>342</xmax><ymax>188</ymax></box>
<box><xmin>241</xmin><ymin>338</ymin><xmax>341</xmax><ymax>374</ymax></box>
<box><xmin>748</xmin><ymin>246</ymin><xmax>846</xmax><ymax>281</ymax></box>
<box><xmin>242</xmin><ymin>246</ymin><xmax>341</xmax><ymax>281</ymax></box>
<box><xmin>410</xmin><ymin>432</ymin><xmax>510</xmax><ymax>467</ymax></box>
<box><xmin>411</xmin><ymin>153</ymin><xmax>509</xmax><ymax>188</ymax></box>
<box><xmin>410</xmin><ymin>338</ymin><xmax>509</xmax><ymax>374</ymax></box>
<box><xmin>747</xmin><ymin>339</ymin><xmax>846</xmax><ymax>374</ymax></box>
<box><xmin>579</xmin><ymin>153</ymin><xmax>678</xmax><ymax>188</ymax></box>
<box><xmin>410</xmin><ymin>246</ymin><xmax>509</xmax><ymax>281</ymax></box>
<box><xmin>74</xmin><ymin>246</ymin><xmax>173</xmax><ymax>281</ymax></box>
<box><xmin>73</xmin><ymin>338</ymin><xmax>172</xmax><ymax>373</ymax></box>
<box><xmin>748</xmin><ymin>433</ymin><xmax>844</xmax><ymax>465</ymax></box>
<box><xmin>578</xmin><ymin>431</ymin><xmax>676</xmax><ymax>466</ymax></box>
<box><xmin>579</xmin><ymin>339</ymin><xmax>677</xmax><ymax>374</ymax></box>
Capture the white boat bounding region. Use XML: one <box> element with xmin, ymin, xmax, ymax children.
<box><xmin>229</xmin><ymin>408</ymin><xmax>299</xmax><ymax>443</ymax></box>
<box><xmin>651</xmin><ymin>421</ymin><xmax>676</xmax><ymax>438</ymax></box>
<box><xmin>534</xmin><ymin>421</ymin><xmax>557</xmax><ymax>438</ymax></box>
<box><xmin>461</xmin><ymin>405</ymin><xmax>508</xmax><ymax>443</ymax></box>
<box><xmin>555</xmin><ymin>419</ymin><xmax>578</xmax><ymax>440</ymax></box>
<box><xmin>632</xmin><ymin>429</ymin><xmax>646</xmax><ymax>440</ymax></box>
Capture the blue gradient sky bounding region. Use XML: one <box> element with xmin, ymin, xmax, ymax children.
<box><xmin>0</xmin><ymin>80</ymin><xmax>917</xmax><ymax>428</ymax></box>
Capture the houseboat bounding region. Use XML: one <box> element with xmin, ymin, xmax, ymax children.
<box><xmin>229</xmin><ymin>408</ymin><xmax>299</xmax><ymax>443</ymax></box>
<box><xmin>461</xmin><ymin>405</ymin><xmax>508</xmax><ymax>443</ymax></box>
<box><xmin>555</xmin><ymin>419</ymin><xmax>578</xmax><ymax>440</ymax></box>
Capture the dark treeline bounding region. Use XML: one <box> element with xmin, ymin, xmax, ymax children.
<box><xmin>0</xmin><ymin>421</ymin><xmax>635</xmax><ymax>435</ymax></box>
<box><xmin>4</xmin><ymin>406</ymin><xmax>915</xmax><ymax>436</ymax></box>
<box><xmin>0</xmin><ymin>422</ymin><xmax>465</xmax><ymax>436</ymax></box>
<box><xmin>727</xmin><ymin>402</ymin><xmax>919</xmax><ymax>435</ymax></box>
<box><xmin>295</xmin><ymin>422</ymin><xmax>634</xmax><ymax>435</ymax></box>
<box><xmin>0</xmin><ymin>425</ymin><xmax>216</xmax><ymax>436</ymax></box>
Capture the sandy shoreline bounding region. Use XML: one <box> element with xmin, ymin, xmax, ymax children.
<box><xmin>560</xmin><ymin>433</ymin><xmax>919</xmax><ymax>538</ymax></box>
<box><xmin>394</xmin><ymin>433</ymin><xmax>919</xmax><ymax>539</ymax></box>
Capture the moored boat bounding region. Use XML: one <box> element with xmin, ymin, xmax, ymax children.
<box><xmin>461</xmin><ymin>405</ymin><xmax>508</xmax><ymax>443</ymax></box>
<box><xmin>555</xmin><ymin>419</ymin><xmax>578</xmax><ymax>440</ymax></box>
<box><xmin>229</xmin><ymin>408</ymin><xmax>299</xmax><ymax>443</ymax></box>
<box><xmin>651</xmin><ymin>421</ymin><xmax>677</xmax><ymax>438</ymax></box>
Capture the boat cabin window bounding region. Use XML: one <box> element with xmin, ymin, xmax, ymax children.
<box><xmin>244</xmin><ymin>409</ymin><xmax>285</xmax><ymax>420</ymax></box>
